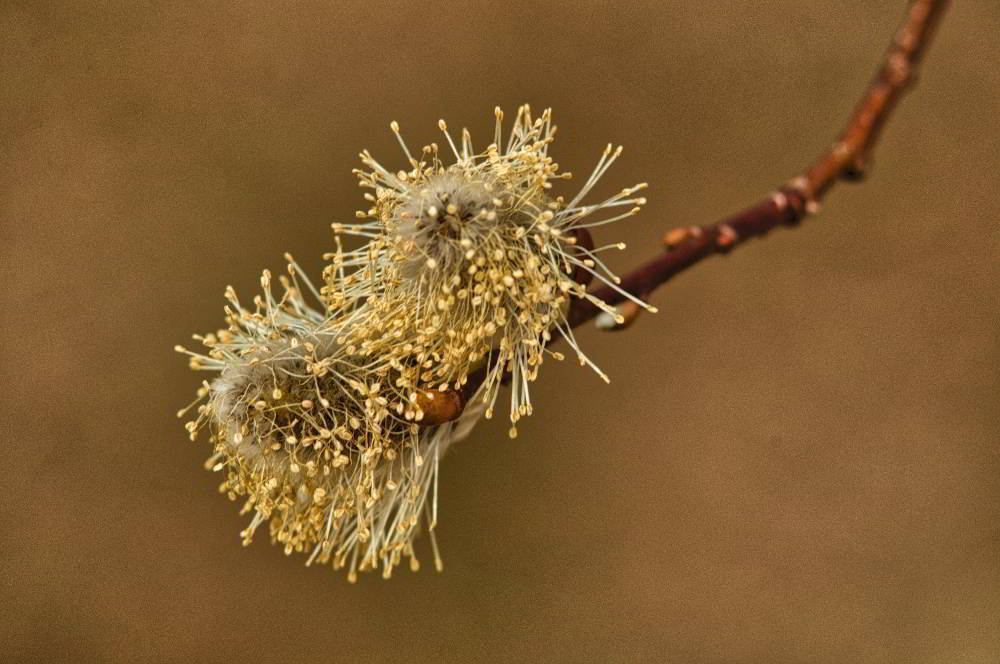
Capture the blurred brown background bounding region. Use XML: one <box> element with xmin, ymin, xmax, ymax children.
<box><xmin>2</xmin><ymin>1</ymin><xmax>998</xmax><ymax>662</ymax></box>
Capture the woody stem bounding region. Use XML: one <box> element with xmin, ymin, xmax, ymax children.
<box><xmin>436</xmin><ymin>0</ymin><xmax>950</xmax><ymax>424</ymax></box>
<box><xmin>568</xmin><ymin>0</ymin><xmax>949</xmax><ymax>329</ymax></box>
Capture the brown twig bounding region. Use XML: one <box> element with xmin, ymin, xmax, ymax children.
<box><xmin>435</xmin><ymin>0</ymin><xmax>950</xmax><ymax>423</ymax></box>
<box><xmin>568</xmin><ymin>0</ymin><xmax>949</xmax><ymax>329</ymax></box>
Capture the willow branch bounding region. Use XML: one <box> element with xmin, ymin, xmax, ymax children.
<box><xmin>569</xmin><ymin>0</ymin><xmax>949</xmax><ymax>330</ymax></box>
<box><xmin>432</xmin><ymin>0</ymin><xmax>950</xmax><ymax>424</ymax></box>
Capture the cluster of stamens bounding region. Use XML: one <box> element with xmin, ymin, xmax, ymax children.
<box><xmin>330</xmin><ymin>105</ymin><xmax>654</xmax><ymax>436</ymax></box>
<box><xmin>179</xmin><ymin>105</ymin><xmax>650</xmax><ymax>580</ymax></box>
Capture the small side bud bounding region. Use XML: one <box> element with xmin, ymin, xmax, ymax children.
<box><xmin>663</xmin><ymin>226</ymin><xmax>695</xmax><ymax>249</ymax></box>
<box><xmin>413</xmin><ymin>389</ymin><xmax>465</xmax><ymax>426</ymax></box>
<box><xmin>716</xmin><ymin>224</ymin><xmax>738</xmax><ymax>249</ymax></box>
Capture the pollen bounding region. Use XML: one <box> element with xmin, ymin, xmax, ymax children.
<box><xmin>333</xmin><ymin>105</ymin><xmax>653</xmax><ymax>431</ymax></box>
<box><xmin>179</xmin><ymin>104</ymin><xmax>652</xmax><ymax>581</ymax></box>
<box><xmin>177</xmin><ymin>255</ymin><xmax>478</xmax><ymax>580</ymax></box>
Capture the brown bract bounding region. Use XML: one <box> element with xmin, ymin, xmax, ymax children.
<box><xmin>413</xmin><ymin>388</ymin><xmax>466</xmax><ymax>426</ymax></box>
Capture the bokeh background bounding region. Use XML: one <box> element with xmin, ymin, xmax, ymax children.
<box><xmin>3</xmin><ymin>1</ymin><xmax>998</xmax><ymax>662</ymax></box>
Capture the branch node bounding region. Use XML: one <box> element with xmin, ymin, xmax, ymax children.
<box><xmin>787</xmin><ymin>175</ymin><xmax>810</xmax><ymax>197</ymax></box>
<box><xmin>887</xmin><ymin>52</ymin><xmax>912</xmax><ymax>86</ymax></box>
<box><xmin>716</xmin><ymin>224</ymin><xmax>738</xmax><ymax>249</ymax></box>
